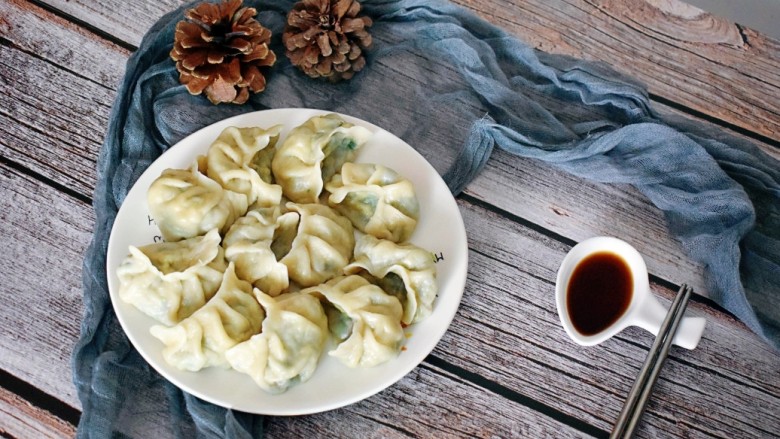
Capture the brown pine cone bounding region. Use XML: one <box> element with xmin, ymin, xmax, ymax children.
<box><xmin>283</xmin><ymin>0</ymin><xmax>373</xmax><ymax>81</ymax></box>
<box><xmin>171</xmin><ymin>0</ymin><xmax>276</xmax><ymax>105</ymax></box>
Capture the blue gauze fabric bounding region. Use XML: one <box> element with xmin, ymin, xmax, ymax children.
<box><xmin>73</xmin><ymin>0</ymin><xmax>780</xmax><ymax>437</ymax></box>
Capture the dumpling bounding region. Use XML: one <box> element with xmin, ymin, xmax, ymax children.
<box><xmin>344</xmin><ymin>234</ymin><xmax>437</xmax><ymax>325</ymax></box>
<box><xmin>147</xmin><ymin>164</ymin><xmax>248</xmax><ymax>241</ymax></box>
<box><xmin>326</xmin><ymin>163</ymin><xmax>420</xmax><ymax>242</ymax></box>
<box><xmin>225</xmin><ymin>290</ymin><xmax>328</xmax><ymax>394</ymax></box>
<box><xmin>117</xmin><ymin>228</ymin><xmax>226</xmax><ymax>325</ymax></box>
<box><xmin>223</xmin><ymin>208</ymin><xmax>289</xmax><ymax>296</ymax></box>
<box><xmin>271</xmin><ymin>114</ymin><xmax>372</xmax><ymax>203</ymax></box>
<box><xmin>305</xmin><ymin>276</ymin><xmax>404</xmax><ymax>368</ymax></box>
<box><xmin>206</xmin><ymin>125</ymin><xmax>283</xmax><ymax>209</ymax></box>
<box><xmin>150</xmin><ymin>263</ymin><xmax>264</xmax><ymax>371</ymax></box>
<box><xmin>276</xmin><ymin>202</ymin><xmax>354</xmax><ymax>287</ymax></box>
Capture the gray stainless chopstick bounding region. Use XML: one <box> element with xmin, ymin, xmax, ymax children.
<box><xmin>609</xmin><ymin>284</ymin><xmax>693</xmax><ymax>439</ymax></box>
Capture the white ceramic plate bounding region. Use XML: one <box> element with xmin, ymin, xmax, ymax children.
<box><xmin>107</xmin><ymin>108</ymin><xmax>468</xmax><ymax>415</ymax></box>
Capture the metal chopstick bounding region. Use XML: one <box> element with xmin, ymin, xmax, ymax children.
<box><xmin>609</xmin><ymin>284</ymin><xmax>694</xmax><ymax>439</ymax></box>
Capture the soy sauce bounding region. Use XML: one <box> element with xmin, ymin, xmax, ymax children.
<box><xmin>567</xmin><ymin>252</ymin><xmax>633</xmax><ymax>336</ymax></box>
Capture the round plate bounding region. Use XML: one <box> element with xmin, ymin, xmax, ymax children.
<box><xmin>107</xmin><ymin>108</ymin><xmax>468</xmax><ymax>415</ymax></box>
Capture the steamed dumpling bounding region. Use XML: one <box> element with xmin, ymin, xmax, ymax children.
<box><xmin>223</xmin><ymin>208</ymin><xmax>289</xmax><ymax>296</ymax></box>
<box><xmin>206</xmin><ymin>125</ymin><xmax>283</xmax><ymax>209</ymax></box>
<box><xmin>276</xmin><ymin>202</ymin><xmax>354</xmax><ymax>287</ymax></box>
<box><xmin>271</xmin><ymin>114</ymin><xmax>372</xmax><ymax>203</ymax></box>
<box><xmin>147</xmin><ymin>164</ymin><xmax>248</xmax><ymax>241</ymax></box>
<box><xmin>225</xmin><ymin>290</ymin><xmax>328</xmax><ymax>394</ymax></box>
<box><xmin>305</xmin><ymin>276</ymin><xmax>404</xmax><ymax>368</ymax></box>
<box><xmin>150</xmin><ymin>263</ymin><xmax>264</xmax><ymax>371</ymax></box>
<box><xmin>117</xmin><ymin>228</ymin><xmax>227</xmax><ymax>325</ymax></box>
<box><xmin>326</xmin><ymin>163</ymin><xmax>420</xmax><ymax>242</ymax></box>
<box><xmin>344</xmin><ymin>234</ymin><xmax>437</xmax><ymax>325</ymax></box>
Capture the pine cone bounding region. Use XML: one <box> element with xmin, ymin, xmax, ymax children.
<box><xmin>283</xmin><ymin>0</ymin><xmax>373</xmax><ymax>81</ymax></box>
<box><xmin>171</xmin><ymin>0</ymin><xmax>276</xmax><ymax>105</ymax></box>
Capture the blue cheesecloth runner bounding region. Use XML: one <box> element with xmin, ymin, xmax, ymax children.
<box><xmin>73</xmin><ymin>0</ymin><xmax>780</xmax><ymax>437</ymax></box>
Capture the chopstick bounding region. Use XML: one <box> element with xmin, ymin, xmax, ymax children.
<box><xmin>609</xmin><ymin>284</ymin><xmax>693</xmax><ymax>439</ymax></box>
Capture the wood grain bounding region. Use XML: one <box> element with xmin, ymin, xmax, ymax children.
<box><xmin>0</xmin><ymin>41</ymin><xmax>114</xmax><ymax>197</ymax></box>
<box><xmin>34</xmin><ymin>0</ymin><xmax>780</xmax><ymax>143</ymax></box>
<box><xmin>0</xmin><ymin>161</ymin><xmax>91</xmax><ymax>409</ymax></box>
<box><xmin>266</xmin><ymin>362</ymin><xmax>592</xmax><ymax>438</ymax></box>
<box><xmin>33</xmin><ymin>0</ymin><xmax>186</xmax><ymax>49</ymax></box>
<box><xmin>0</xmin><ymin>386</ymin><xmax>75</xmax><ymax>439</ymax></box>
<box><xmin>0</xmin><ymin>0</ymin><xmax>129</xmax><ymax>88</ymax></box>
<box><xmin>450</xmin><ymin>0</ymin><xmax>780</xmax><ymax>142</ymax></box>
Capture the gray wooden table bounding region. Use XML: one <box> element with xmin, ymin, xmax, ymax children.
<box><xmin>2</xmin><ymin>0</ymin><xmax>779</xmax><ymax>437</ymax></box>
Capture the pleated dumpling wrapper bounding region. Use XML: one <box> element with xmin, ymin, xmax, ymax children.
<box><xmin>326</xmin><ymin>163</ymin><xmax>420</xmax><ymax>243</ymax></box>
<box><xmin>225</xmin><ymin>289</ymin><xmax>328</xmax><ymax>394</ymax></box>
<box><xmin>117</xmin><ymin>228</ymin><xmax>227</xmax><ymax>326</ymax></box>
<box><xmin>148</xmin><ymin>163</ymin><xmax>248</xmax><ymax>242</ymax></box>
<box><xmin>223</xmin><ymin>207</ymin><xmax>289</xmax><ymax>296</ymax></box>
<box><xmin>150</xmin><ymin>263</ymin><xmax>264</xmax><ymax>372</ymax></box>
<box><xmin>271</xmin><ymin>113</ymin><xmax>372</xmax><ymax>203</ymax></box>
<box><xmin>305</xmin><ymin>275</ymin><xmax>404</xmax><ymax>368</ymax></box>
<box><xmin>274</xmin><ymin>202</ymin><xmax>354</xmax><ymax>287</ymax></box>
<box><xmin>205</xmin><ymin>125</ymin><xmax>283</xmax><ymax>209</ymax></box>
<box><xmin>345</xmin><ymin>234</ymin><xmax>437</xmax><ymax>325</ymax></box>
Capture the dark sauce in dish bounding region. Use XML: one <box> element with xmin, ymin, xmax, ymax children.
<box><xmin>567</xmin><ymin>252</ymin><xmax>633</xmax><ymax>336</ymax></box>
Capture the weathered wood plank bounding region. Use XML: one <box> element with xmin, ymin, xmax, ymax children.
<box><xmin>0</xmin><ymin>385</ymin><xmax>76</xmax><ymax>439</ymax></box>
<box><xmin>0</xmin><ymin>0</ymin><xmax>129</xmax><ymax>88</ymax></box>
<box><xmin>0</xmin><ymin>162</ymin><xmax>91</xmax><ymax>409</ymax></box>
<box><xmin>0</xmin><ymin>42</ymin><xmax>114</xmax><ymax>197</ymax></box>
<box><xmin>31</xmin><ymin>0</ymin><xmax>184</xmax><ymax>49</ymax></box>
<box><xmin>34</xmin><ymin>0</ymin><xmax>780</xmax><ymax>142</ymax></box>
<box><xmin>450</xmin><ymin>0</ymin><xmax>780</xmax><ymax>142</ymax></box>
<box><xmin>266</xmin><ymin>363</ymin><xmax>592</xmax><ymax>438</ymax></box>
